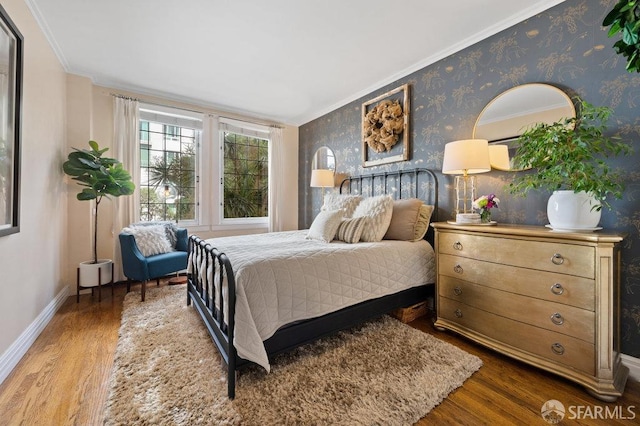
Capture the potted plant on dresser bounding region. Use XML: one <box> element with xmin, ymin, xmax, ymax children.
<box><xmin>509</xmin><ymin>98</ymin><xmax>633</xmax><ymax>231</ymax></box>
<box><xmin>63</xmin><ymin>140</ymin><xmax>135</xmax><ymax>287</ymax></box>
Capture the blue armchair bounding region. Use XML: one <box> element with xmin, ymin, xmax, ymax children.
<box><xmin>119</xmin><ymin>227</ymin><xmax>189</xmax><ymax>301</ymax></box>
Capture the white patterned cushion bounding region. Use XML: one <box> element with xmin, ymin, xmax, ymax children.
<box><xmin>306</xmin><ymin>210</ymin><xmax>343</xmax><ymax>243</ymax></box>
<box><xmin>123</xmin><ymin>224</ymin><xmax>173</xmax><ymax>257</ymax></box>
<box><xmin>335</xmin><ymin>216</ymin><xmax>369</xmax><ymax>244</ymax></box>
<box><xmin>130</xmin><ymin>221</ymin><xmax>178</xmax><ymax>247</ymax></box>
<box><xmin>352</xmin><ymin>195</ymin><xmax>394</xmax><ymax>242</ymax></box>
<box><xmin>321</xmin><ymin>193</ymin><xmax>363</xmax><ymax>218</ymax></box>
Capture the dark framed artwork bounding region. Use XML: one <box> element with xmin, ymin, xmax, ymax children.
<box><xmin>362</xmin><ymin>84</ymin><xmax>410</xmax><ymax>167</ymax></box>
<box><xmin>0</xmin><ymin>4</ymin><xmax>22</xmax><ymax>237</ymax></box>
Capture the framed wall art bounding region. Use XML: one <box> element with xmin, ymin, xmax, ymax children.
<box><xmin>0</xmin><ymin>4</ymin><xmax>22</xmax><ymax>237</ymax></box>
<box><xmin>362</xmin><ymin>84</ymin><xmax>409</xmax><ymax>167</ymax></box>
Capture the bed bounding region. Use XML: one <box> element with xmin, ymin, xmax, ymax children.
<box><xmin>187</xmin><ymin>168</ymin><xmax>438</xmax><ymax>398</ymax></box>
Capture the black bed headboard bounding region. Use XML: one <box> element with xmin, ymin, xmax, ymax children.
<box><xmin>338</xmin><ymin>168</ymin><xmax>439</xmax><ymax>244</ymax></box>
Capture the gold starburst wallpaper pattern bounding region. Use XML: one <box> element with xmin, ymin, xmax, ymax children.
<box><xmin>299</xmin><ymin>0</ymin><xmax>640</xmax><ymax>357</ymax></box>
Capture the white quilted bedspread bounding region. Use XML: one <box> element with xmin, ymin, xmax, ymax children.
<box><xmin>198</xmin><ymin>230</ymin><xmax>435</xmax><ymax>371</ymax></box>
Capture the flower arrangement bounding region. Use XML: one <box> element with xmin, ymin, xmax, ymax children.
<box><xmin>473</xmin><ymin>194</ymin><xmax>500</xmax><ymax>223</ymax></box>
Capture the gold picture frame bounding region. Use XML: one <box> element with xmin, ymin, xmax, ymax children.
<box><xmin>362</xmin><ymin>84</ymin><xmax>409</xmax><ymax>167</ymax></box>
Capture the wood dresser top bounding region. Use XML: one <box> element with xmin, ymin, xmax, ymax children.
<box><xmin>431</xmin><ymin>222</ymin><xmax>626</xmax><ymax>244</ymax></box>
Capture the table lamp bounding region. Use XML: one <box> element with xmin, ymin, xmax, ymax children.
<box><xmin>442</xmin><ymin>139</ymin><xmax>491</xmax><ymax>218</ymax></box>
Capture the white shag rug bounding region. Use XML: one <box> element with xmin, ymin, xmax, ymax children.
<box><xmin>104</xmin><ymin>286</ymin><xmax>482</xmax><ymax>425</ymax></box>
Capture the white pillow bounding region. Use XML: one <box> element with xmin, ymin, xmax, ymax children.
<box><xmin>353</xmin><ymin>195</ymin><xmax>394</xmax><ymax>242</ymax></box>
<box><xmin>123</xmin><ymin>224</ymin><xmax>173</xmax><ymax>257</ymax></box>
<box><xmin>306</xmin><ymin>210</ymin><xmax>343</xmax><ymax>243</ymax></box>
<box><xmin>321</xmin><ymin>193</ymin><xmax>363</xmax><ymax>218</ymax></box>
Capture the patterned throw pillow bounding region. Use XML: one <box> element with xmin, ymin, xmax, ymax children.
<box><xmin>306</xmin><ymin>210</ymin><xmax>343</xmax><ymax>243</ymax></box>
<box><xmin>335</xmin><ymin>216</ymin><xmax>369</xmax><ymax>243</ymax></box>
<box><xmin>321</xmin><ymin>193</ymin><xmax>363</xmax><ymax>218</ymax></box>
<box><xmin>123</xmin><ymin>224</ymin><xmax>174</xmax><ymax>257</ymax></box>
<box><xmin>352</xmin><ymin>195</ymin><xmax>394</xmax><ymax>242</ymax></box>
<box><xmin>130</xmin><ymin>221</ymin><xmax>178</xmax><ymax>247</ymax></box>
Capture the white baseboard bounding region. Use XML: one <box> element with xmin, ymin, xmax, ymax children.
<box><xmin>0</xmin><ymin>285</ymin><xmax>70</xmax><ymax>386</ymax></box>
<box><xmin>622</xmin><ymin>354</ymin><xmax>640</xmax><ymax>382</ymax></box>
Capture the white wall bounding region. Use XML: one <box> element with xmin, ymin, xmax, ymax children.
<box><xmin>0</xmin><ymin>0</ymin><xmax>298</xmax><ymax>383</ymax></box>
<box><xmin>0</xmin><ymin>0</ymin><xmax>67</xmax><ymax>359</ymax></box>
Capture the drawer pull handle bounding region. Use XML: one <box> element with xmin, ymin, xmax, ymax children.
<box><xmin>453</xmin><ymin>264</ymin><xmax>463</xmax><ymax>274</ymax></box>
<box><xmin>453</xmin><ymin>241</ymin><xmax>463</xmax><ymax>250</ymax></box>
<box><xmin>550</xmin><ymin>312</ymin><xmax>565</xmax><ymax>326</ymax></box>
<box><xmin>454</xmin><ymin>309</ymin><xmax>463</xmax><ymax>318</ymax></box>
<box><xmin>551</xmin><ymin>343</ymin><xmax>565</xmax><ymax>355</ymax></box>
<box><xmin>551</xmin><ymin>253</ymin><xmax>565</xmax><ymax>265</ymax></box>
<box><xmin>550</xmin><ymin>283</ymin><xmax>565</xmax><ymax>295</ymax></box>
<box><xmin>453</xmin><ymin>286</ymin><xmax>462</xmax><ymax>296</ymax></box>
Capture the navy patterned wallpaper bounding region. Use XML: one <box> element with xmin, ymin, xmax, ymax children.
<box><xmin>298</xmin><ymin>0</ymin><xmax>640</xmax><ymax>357</ymax></box>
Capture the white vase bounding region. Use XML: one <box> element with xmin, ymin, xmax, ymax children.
<box><xmin>79</xmin><ymin>259</ymin><xmax>113</xmax><ymax>287</ymax></box>
<box><xmin>547</xmin><ymin>190</ymin><xmax>601</xmax><ymax>230</ymax></box>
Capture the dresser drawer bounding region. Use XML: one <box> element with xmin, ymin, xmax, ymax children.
<box><xmin>439</xmin><ymin>297</ymin><xmax>595</xmax><ymax>375</ymax></box>
<box><xmin>438</xmin><ymin>254</ymin><xmax>595</xmax><ymax>310</ymax></box>
<box><xmin>438</xmin><ymin>232</ymin><xmax>595</xmax><ymax>278</ymax></box>
<box><xmin>439</xmin><ymin>277</ymin><xmax>594</xmax><ymax>342</ymax></box>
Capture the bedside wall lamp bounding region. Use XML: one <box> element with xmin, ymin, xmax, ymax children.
<box><xmin>442</xmin><ymin>139</ymin><xmax>491</xmax><ymax>217</ymax></box>
<box><xmin>310</xmin><ymin>169</ymin><xmax>335</xmax><ymax>198</ymax></box>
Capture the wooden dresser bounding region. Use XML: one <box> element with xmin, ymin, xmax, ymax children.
<box><xmin>431</xmin><ymin>222</ymin><xmax>628</xmax><ymax>401</ymax></box>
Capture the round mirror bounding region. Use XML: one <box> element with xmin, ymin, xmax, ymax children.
<box><xmin>473</xmin><ymin>83</ymin><xmax>575</xmax><ymax>171</ymax></box>
<box><xmin>312</xmin><ymin>146</ymin><xmax>336</xmax><ymax>171</ymax></box>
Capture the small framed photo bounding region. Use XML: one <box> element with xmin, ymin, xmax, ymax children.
<box><xmin>362</xmin><ymin>84</ymin><xmax>409</xmax><ymax>167</ymax></box>
<box><xmin>0</xmin><ymin>4</ymin><xmax>22</xmax><ymax>237</ymax></box>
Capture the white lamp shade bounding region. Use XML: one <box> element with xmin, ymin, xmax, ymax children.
<box><xmin>489</xmin><ymin>144</ymin><xmax>511</xmax><ymax>171</ymax></box>
<box><xmin>442</xmin><ymin>139</ymin><xmax>491</xmax><ymax>175</ymax></box>
<box><xmin>310</xmin><ymin>169</ymin><xmax>335</xmax><ymax>188</ymax></box>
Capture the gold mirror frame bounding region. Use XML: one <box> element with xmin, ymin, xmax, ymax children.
<box><xmin>473</xmin><ymin>83</ymin><xmax>575</xmax><ymax>171</ymax></box>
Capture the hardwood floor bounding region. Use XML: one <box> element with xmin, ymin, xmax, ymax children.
<box><xmin>0</xmin><ymin>282</ymin><xmax>638</xmax><ymax>425</ymax></box>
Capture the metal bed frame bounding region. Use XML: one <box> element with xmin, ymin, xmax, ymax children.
<box><xmin>187</xmin><ymin>168</ymin><xmax>438</xmax><ymax>399</ymax></box>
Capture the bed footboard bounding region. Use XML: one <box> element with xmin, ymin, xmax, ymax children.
<box><xmin>187</xmin><ymin>235</ymin><xmax>238</xmax><ymax>398</ymax></box>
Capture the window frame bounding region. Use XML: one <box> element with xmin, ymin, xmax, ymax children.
<box><xmin>215</xmin><ymin>118</ymin><xmax>271</xmax><ymax>228</ymax></box>
<box><xmin>138</xmin><ymin>104</ymin><xmax>202</xmax><ymax>227</ymax></box>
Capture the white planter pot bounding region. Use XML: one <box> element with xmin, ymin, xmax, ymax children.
<box><xmin>79</xmin><ymin>259</ymin><xmax>113</xmax><ymax>287</ymax></box>
<box><xmin>547</xmin><ymin>190</ymin><xmax>601</xmax><ymax>230</ymax></box>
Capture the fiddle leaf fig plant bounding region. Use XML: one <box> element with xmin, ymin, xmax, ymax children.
<box><xmin>603</xmin><ymin>0</ymin><xmax>640</xmax><ymax>73</ymax></box>
<box><xmin>509</xmin><ymin>98</ymin><xmax>633</xmax><ymax>210</ymax></box>
<box><xmin>63</xmin><ymin>140</ymin><xmax>135</xmax><ymax>264</ymax></box>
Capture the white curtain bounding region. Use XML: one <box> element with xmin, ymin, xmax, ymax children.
<box><xmin>113</xmin><ymin>96</ymin><xmax>140</xmax><ymax>281</ymax></box>
<box><xmin>268</xmin><ymin>126</ymin><xmax>285</xmax><ymax>232</ymax></box>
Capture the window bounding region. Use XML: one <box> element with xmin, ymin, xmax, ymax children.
<box><xmin>219</xmin><ymin>119</ymin><xmax>271</xmax><ymax>223</ymax></box>
<box><xmin>222</xmin><ymin>131</ymin><xmax>269</xmax><ymax>219</ymax></box>
<box><xmin>138</xmin><ymin>105</ymin><xmax>201</xmax><ymax>224</ymax></box>
<box><xmin>136</xmin><ymin>106</ymin><xmax>271</xmax><ymax>230</ymax></box>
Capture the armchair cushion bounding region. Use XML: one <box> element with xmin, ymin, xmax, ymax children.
<box><xmin>121</xmin><ymin>224</ymin><xmax>173</xmax><ymax>257</ymax></box>
<box><xmin>147</xmin><ymin>250</ymin><xmax>189</xmax><ymax>279</ymax></box>
<box><xmin>129</xmin><ymin>221</ymin><xmax>179</xmax><ymax>247</ymax></box>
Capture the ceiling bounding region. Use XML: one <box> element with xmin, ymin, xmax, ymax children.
<box><xmin>28</xmin><ymin>0</ymin><xmax>565</xmax><ymax>126</ymax></box>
